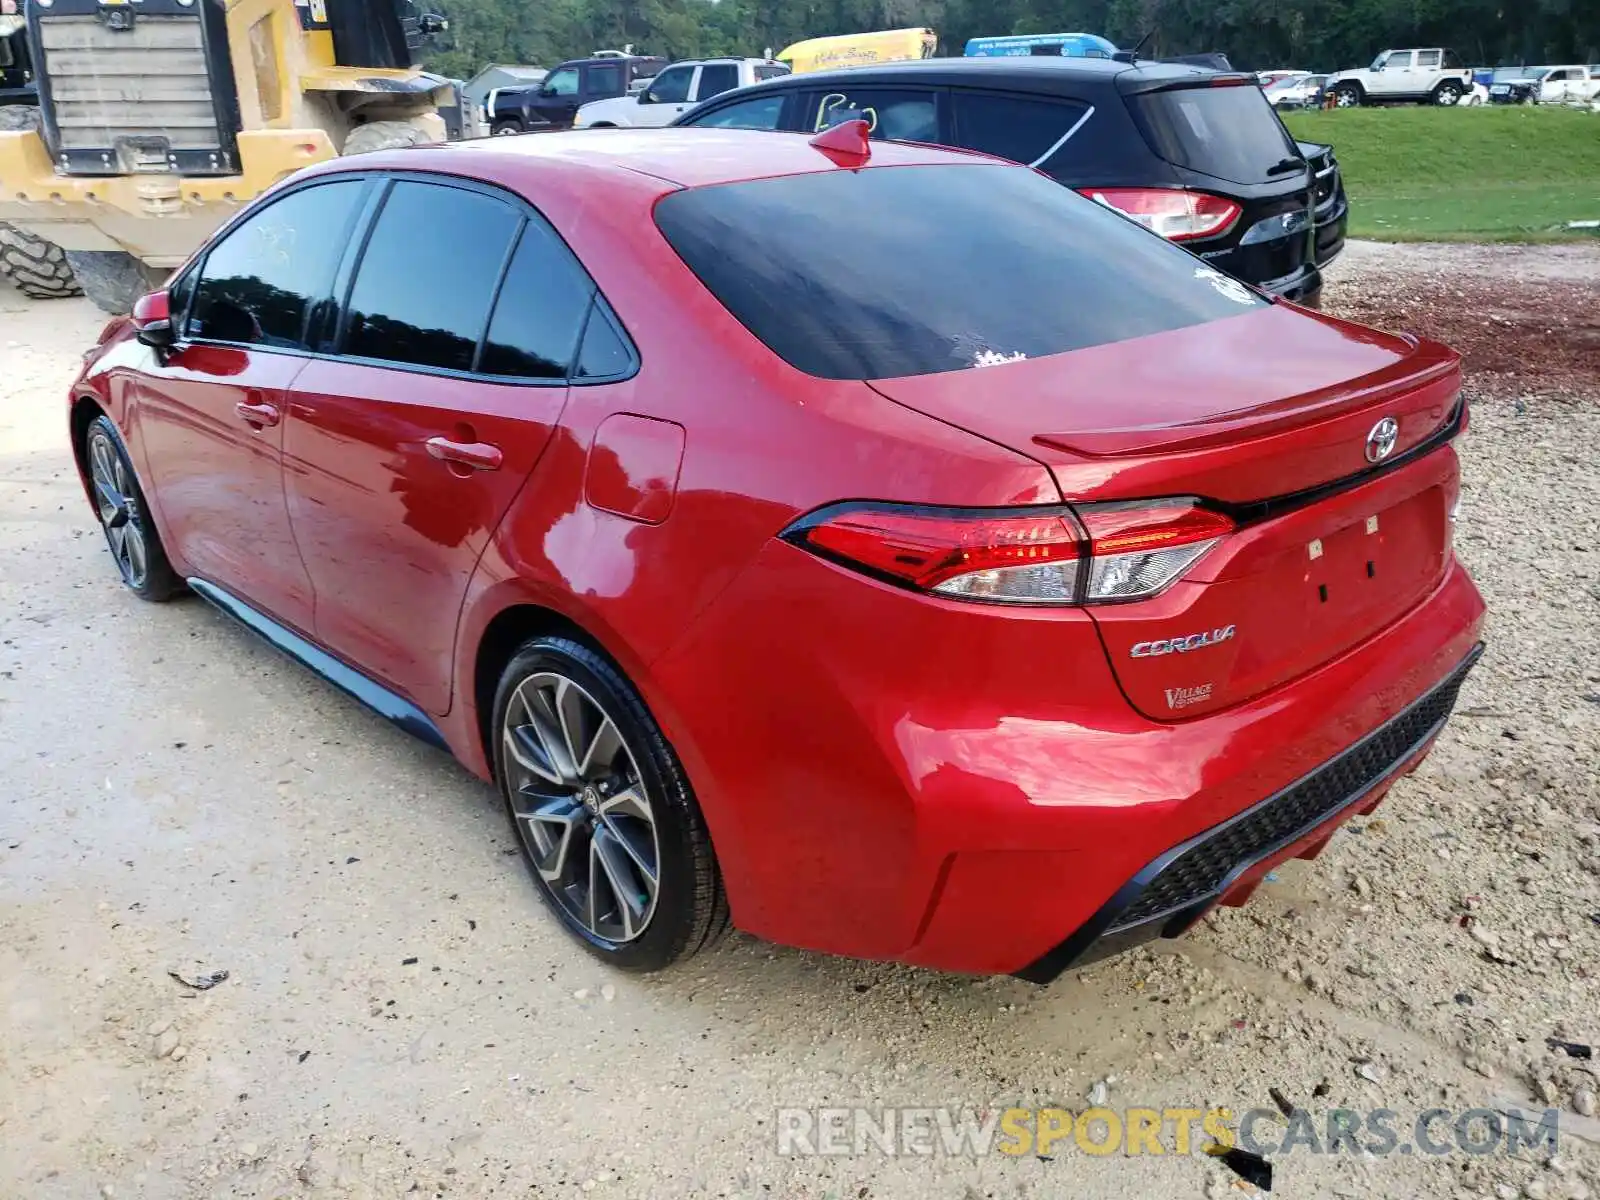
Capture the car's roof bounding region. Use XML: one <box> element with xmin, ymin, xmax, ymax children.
<box><xmin>400</xmin><ymin>127</ymin><xmax>998</xmax><ymax>190</ymax></box>
<box><xmin>716</xmin><ymin>55</ymin><xmax>1227</xmax><ymax>93</ymax></box>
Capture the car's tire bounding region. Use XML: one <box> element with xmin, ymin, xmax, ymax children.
<box><xmin>1432</xmin><ymin>81</ymin><xmax>1464</xmax><ymax>106</ymax></box>
<box><xmin>1332</xmin><ymin>83</ymin><xmax>1363</xmax><ymax>108</ymax></box>
<box><xmin>342</xmin><ymin>118</ymin><xmax>437</xmax><ymax>156</ymax></box>
<box><xmin>82</xmin><ymin>415</ymin><xmax>184</xmax><ymax>601</ymax></box>
<box><xmin>588</xmin><ymin>122</ymin><xmax>617</xmax><ymax>128</ymax></box>
<box><xmin>492</xmin><ymin>636</ymin><xmax>729</xmax><ymax>972</ymax></box>
<box><xmin>491</xmin><ymin>120</ymin><xmax>524</xmax><ymax>136</ymax></box>
<box><xmin>63</xmin><ymin>250</ymin><xmax>167</xmax><ymax>315</ymax></box>
<box><xmin>0</xmin><ymin>221</ymin><xmax>82</xmax><ymax>300</ymax></box>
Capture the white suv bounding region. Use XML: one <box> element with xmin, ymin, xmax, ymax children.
<box><xmin>574</xmin><ymin>58</ymin><xmax>788</xmax><ymax>129</ymax></box>
<box><xmin>1325</xmin><ymin>49</ymin><xmax>1473</xmax><ymax>107</ymax></box>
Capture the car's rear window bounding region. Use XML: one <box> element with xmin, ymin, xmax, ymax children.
<box><xmin>652</xmin><ymin>163</ymin><xmax>1265</xmax><ymax>381</ymax></box>
<box><xmin>1130</xmin><ymin>84</ymin><xmax>1298</xmax><ymax>184</ymax></box>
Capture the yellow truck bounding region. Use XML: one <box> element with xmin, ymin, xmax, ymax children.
<box><xmin>0</xmin><ymin>0</ymin><xmax>455</xmax><ymax>311</ymax></box>
<box><xmin>775</xmin><ymin>28</ymin><xmax>937</xmax><ymax>74</ymax></box>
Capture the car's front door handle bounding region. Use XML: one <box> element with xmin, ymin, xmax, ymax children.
<box><xmin>426</xmin><ymin>436</ymin><xmax>503</xmax><ymax>471</ymax></box>
<box><xmin>236</xmin><ymin>401</ymin><xmax>280</xmax><ymax>428</ymax></box>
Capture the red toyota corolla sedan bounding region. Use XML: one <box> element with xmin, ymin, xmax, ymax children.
<box><xmin>68</xmin><ymin>125</ymin><xmax>1484</xmax><ymax>981</ymax></box>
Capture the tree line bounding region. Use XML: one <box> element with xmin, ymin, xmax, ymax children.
<box><xmin>424</xmin><ymin>0</ymin><xmax>1600</xmax><ymax>81</ymax></box>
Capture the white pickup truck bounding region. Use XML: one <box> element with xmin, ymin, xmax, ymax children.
<box><xmin>1325</xmin><ymin>49</ymin><xmax>1474</xmax><ymax>107</ymax></box>
<box><xmin>573</xmin><ymin>57</ymin><xmax>788</xmax><ymax>129</ymax></box>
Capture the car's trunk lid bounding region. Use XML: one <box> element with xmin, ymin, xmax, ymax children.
<box><xmin>867</xmin><ymin>304</ymin><xmax>1463</xmax><ymax>718</ymax></box>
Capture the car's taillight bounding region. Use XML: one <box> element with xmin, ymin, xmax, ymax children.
<box><xmin>1078</xmin><ymin>187</ymin><xmax>1243</xmax><ymax>242</ymax></box>
<box><xmin>1076</xmin><ymin>502</ymin><xmax>1235</xmax><ymax>602</ymax></box>
<box><xmin>782</xmin><ymin>500</ymin><xmax>1233</xmax><ymax>606</ymax></box>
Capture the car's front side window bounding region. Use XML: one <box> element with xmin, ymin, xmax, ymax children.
<box><xmin>342</xmin><ymin>181</ymin><xmax>521</xmax><ymax>373</ymax></box>
<box><xmin>648</xmin><ymin>66</ymin><xmax>694</xmax><ymax>104</ymax></box>
<box><xmin>544</xmin><ymin>67</ymin><xmax>580</xmax><ymax>96</ymax></box>
<box><xmin>686</xmin><ymin>93</ymin><xmax>787</xmax><ymax>130</ymax></box>
<box><xmin>188</xmin><ymin>180</ymin><xmax>365</xmax><ymax>349</ymax></box>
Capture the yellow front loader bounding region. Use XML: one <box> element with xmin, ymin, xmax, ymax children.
<box><xmin>0</xmin><ymin>0</ymin><xmax>458</xmax><ymax>310</ymax></box>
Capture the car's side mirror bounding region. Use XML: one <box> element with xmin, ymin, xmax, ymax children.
<box><xmin>131</xmin><ymin>290</ymin><xmax>175</xmax><ymax>353</ymax></box>
<box><xmin>639</xmin><ymin>90</ymin><xmax>657</xmax><ymax>104</ymax></box>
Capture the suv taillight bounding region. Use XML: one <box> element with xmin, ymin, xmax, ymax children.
<box><xmin>782</xmin><ymin>501</ymin><xmax>1233</xmax><ymax>606</ymax></box>
<box><xmin>1077</xmin><ymin>187</ymin><xmax>1243</xmax><ymax>242</ymax></box>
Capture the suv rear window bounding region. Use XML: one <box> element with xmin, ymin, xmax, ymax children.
<box><xmin>654</xmin><ymin>165</ymin><xmax>1264</xmax><ymax>381</ymax></box>
<box><xmin>1130</xmin><ymin>84</ymin><xmax>1298</xmax><ymax>184</ymax></box>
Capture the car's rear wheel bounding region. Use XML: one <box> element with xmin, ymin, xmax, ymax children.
<box><xmin>492</xmin><ymin>637</ymin><xmax>728</xmax><ymax>971</ymax></box>
<box><xmin>83</xmin><ymin>415</ymin><xmax>183</xmax><ymax>601</ymax></box>
<box><xmin>1332</xmin><ymin>83</ymin><xmax>1362</xmax><ymax>107</ymax></box>
<box><xmin>1432</xmin><ymin>81</ymin><xmax>1464</xmax><ymax>106</ymax></box>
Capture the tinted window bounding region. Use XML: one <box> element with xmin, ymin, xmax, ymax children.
<box><xmin>587</xmin><ymin>63</ymin><xmax>621</xmax><ymax>94</ymax></box>
<box><xmin>479</xmin><ymin>219</ymin><xmax>595</xmax><ymax>379</ymax></box>
<box><xmin>655</xmin><ymin>165</ymin><xmax>1264</xmax><ymax>381</ymax></box>
<box><xmin>544</xmin><ymin>67</ymin><xmax>579</xmax><ymax>96</ymax></box>
<box><xmin>190</xmin><ymin>181</ymin><xmax>362</xmax><ymax>348</ymax></box>
<box><xmin>1443</xmin><ymin>50</ymin><xmax>1464</xmax><ymax>68</ymax></box>
<box><xmin>649</xmin><ymin>66</ymin><xmax>693</xmax><ymax>103</ymax></box>
<box><xmin>345</xmin><ymin>182</ymin><xmax>520</xmax><ymax>373</ymax></box>
<box><xmin>950</xmin><ymin>91</ymin><xmax>1087</xmax><ymax>166</ymax></box>
<box><xmin>755</xmin><ymin>64</ymin><xmax>789</xmax><ymax>81</ymax></box>
<box><xmin>687</xmin><ymin>93</ymin><xmax>786</xmax><ymax>130</ymax></box>
<box><xmin>168</xmin><ymin>264</ymin><xmax>199</xmax><ymax>332</ymax></box>
<box><xmin>1130</xmin><ymin>85</ymin><xmax>1298</xmax><ymax>184</ymax></box>
<box><xmin>698</xmin><ymin>63</ymin><xmax>739</xmax><ymax>98</ymax></box>
<box><xmin>575</xmin><ymin>299</ymin><xmax>634</xmax><ymax>380</ymax></box>
<box><xmin>808</xmin><ymin>87</ymin><xmax>938</xmax><ymax>142</ymax></box>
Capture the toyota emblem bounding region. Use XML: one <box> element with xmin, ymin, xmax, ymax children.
<box><xmin>1365</xmin><ymin>417</ymin><xmax>1399</xmax><ymax>463</ymax></box>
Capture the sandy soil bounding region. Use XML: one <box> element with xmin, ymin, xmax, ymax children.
<box><xmin>1</xmin><ymin>242</ymin><xmax>1597</xmax><ymax>1200</ymax></box>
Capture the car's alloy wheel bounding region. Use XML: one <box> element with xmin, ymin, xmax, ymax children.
<box><xmin>1334</xmin><ymin>85</ymin><xmax>1360</xmax><ymax>107</ymax></box>
<box><xmin>1434</xmin><ymin>82</ymin><xmax>1463</xmax><ymax>105</ymax></box>
<box><xmin>503</xmin><ymin>671</ymin><xmax>661</xmax><ymax>942</ymax></box>
<box><xmin>82</xmin><ymin>415</ymin><xmax>183</xmax><ymax>601</ymax></box>
<box><xmin>88</xmin><ymin>425</ymin><xmax>150</xmax><ymax>590</ymax></box>
<box><xmin>492</xmin><ymin>637</ymin><xmax>729</xmax><ymax>970</ymax></box>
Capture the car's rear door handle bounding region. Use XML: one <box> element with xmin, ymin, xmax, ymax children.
<box><xmin>236</xmin><ymin>401</ymin><xmax>280</xmax><ymax>428</ymax></box>
<box><xmin>426</xmin><ymin>436</ymin><xmax>503</xmax><ymax>471</ymax></box>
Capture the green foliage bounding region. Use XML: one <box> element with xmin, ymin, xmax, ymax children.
<box><xmin>424</xmin><ymin>0</ymin><xmax>1600</xmax><ymax>79</ymax></box>
<box><xmin>1284</xmin><ymin>107</ymin><xmax>1600</xmax><ymax>240</ymax></box>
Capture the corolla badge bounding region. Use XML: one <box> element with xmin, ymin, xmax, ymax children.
<box><xmin>1130</xmin><ymin>625</ymin><xmax>1237</xmax><ymax>658</ymax></box>
<box><xmin>1365</xmin><ymin>416</ymin><xmax>1400</xmax><ymax>463</ymax></box>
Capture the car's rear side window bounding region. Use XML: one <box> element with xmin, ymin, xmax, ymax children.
<box><xmin>479</xmin><ymin>219</ymin><xmax>595</xmax><ymax>379</ymax></box>
<box><xmin>654</xmin><ymin>164</ymin><xmax>1265</xmax><ymax>381</ymax></box>
<box><xmin>344</xmin><ymin>181</ymin><xmax>520</xmax><ymax>373</ymax></box>
<box><xmin>949</xmin><ymin>91</ymin><xmax>1089</xmax><ymax>166</ymax></box>
<box><xmin>1129</xmin><ymin>84</ymin><xmax>1298</xmax><ymax>184</ymax></box>
<box><xmin>189</xmin><ymin>180</ymin><xmax>364</xmax><ymax>349</ymax></box>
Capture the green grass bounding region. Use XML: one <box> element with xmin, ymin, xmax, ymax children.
<box><xmin>1281</xmin><ymin>106</ymin><xmax>1600</xmax><ymax>241</ymax></box>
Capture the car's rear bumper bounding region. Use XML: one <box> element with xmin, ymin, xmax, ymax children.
<box><xmin>1259</xmin><ymin>261</ymin><xmax>1324</xmax><ymax>305</ymax></box>
<box><xmin>653</xmin><ymin>544</ymin><xmax>1486</xmax><ymax>976</ymax></box>
<box><xmin>1012</xmin><ymin>642</ymin><xmax>1481</xmax><ymax>982</ymax></box>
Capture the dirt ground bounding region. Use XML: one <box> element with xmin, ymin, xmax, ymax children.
<box><xmin>1</xmin><ymin>241</ymin><xmax>1597</xmax><ymax>1200</ymax></box>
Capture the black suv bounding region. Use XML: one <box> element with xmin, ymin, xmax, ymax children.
<box><xmin>674</xmin><ymin>57</ymin><xmax>1347</xmax><ymax>304</ymax></box>
<box><xmin>490</xmin><ymin>55</ymin><xmax>668</xmax><ymax>134</ymax></box>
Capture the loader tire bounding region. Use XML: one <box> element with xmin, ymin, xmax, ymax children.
<box><xmin>63</xmin><ymin>250</ymin><xmax>167</xmax><ymax>315</ymax></box>
<box><xmin>342</xmin><ymin>119</ymin><xmax>438</xmax><ymax>156</ymax></box>
<box><xmin>0</xmin><ymin>222</ymin><xmax>83</xmax><ymax>300</ymax></box>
